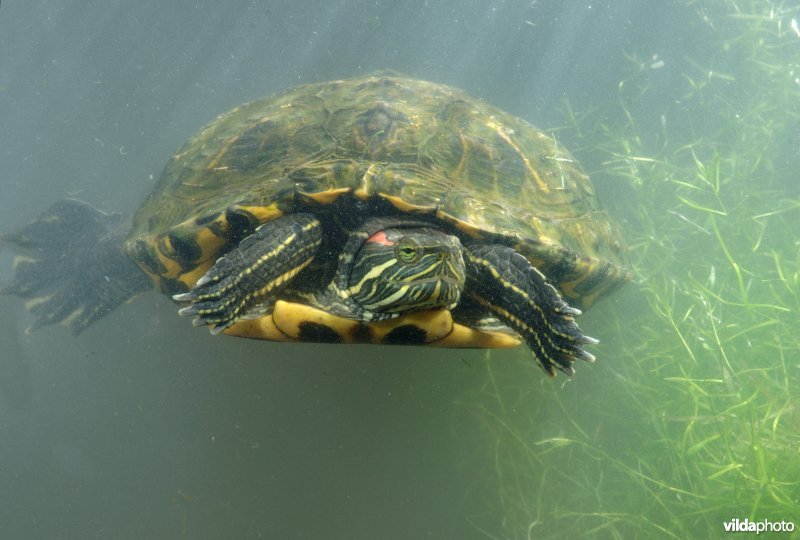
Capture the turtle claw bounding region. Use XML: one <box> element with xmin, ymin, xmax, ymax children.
<box><xmin>195</xmin><ymin>274</ymin><xmax>213</xmax><ymax>287</ymax></box>
<box><xmin>559</xmin><ymin>305</ymin><xmax>582</xmax><ymax>316</ymax></box>
<box><xmin>209</xmin><ymin>324</ymin><xmax>227</xmax><ymax>335</ymax></box>
<box><xmin>172</xmin><ymin>292</ymin><xmax>196</xmax><ymax>302</ymax></box>
<box><xmin>171</xmin><ymin>213</ymin><xmax>322</xmax><ymax>334</ymax></box>
<box><xmin>576</xmin><ymin>349</ymin><xmax>596</xmax><ymax>363</ymax></box>
<box><xmin>172</xmin><ymin>272</ymin><xmax>231</xmax><ymax>328</ymax></box>
<box><xmin>464</xmin><ymin>244</ymin><xmax>604</xmax><ymax>377</ymax></box>
<box><xmin>177</xmin><ymin>305</ymin><xmax>198</xmax><ymax>316</ymax></box>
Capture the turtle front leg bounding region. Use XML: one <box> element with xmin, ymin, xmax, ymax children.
<box><xmin>173</xmin><ymin>213</ymin><xmax>322</xmax><ymax>334</ymax></box>
<box><xmin>464</xmin><ymin>244</ymin><xmax>597</xmax><ymax>377</ymax></box>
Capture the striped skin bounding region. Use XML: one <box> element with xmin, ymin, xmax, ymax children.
<box><xmin>172</xmin><ymin>213</ymin><xmax>322</xmax><ymax>333</ymax></box>
<box><xmin>173</xmin><ymin>215</ymin><xmax>467</xmax><ymax>334</ymax></box>
<box><xmin>129</xmin><ymin>74</ymin><xmax>628</xmax><ymax>313</ymax></box>
<box><xmin>327</xmin><ymin>219</ymin><xmax>466</xmax><ymax>320</ymax></box>
<box><xmin>464</xmin><ymin>244</ymin><xmax>596</xmax><ymax>376</ymax></box>
<box><xmin>1</xmin><ymin>75</ymin><xmax>625</xmax><ymax>368</ymax></box>
<box><xmin>171</xmin><ymin>210</ymin><xmax>596</xmax><ymax>377</ymax></box>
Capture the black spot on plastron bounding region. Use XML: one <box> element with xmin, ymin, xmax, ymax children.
<box><xmin>297</xmin><ymin>322</ymin><xmax>344</xmax><ymax>343</ymax></box>
<box><xmin>382</xmin><ymin>325</ymin><xmax>428</xmax><ymax>345</ymax></box>
<box><xmin>349</xmin><ymin>323</ymin><xmax>373</xmax><ymax>343</ymax></box>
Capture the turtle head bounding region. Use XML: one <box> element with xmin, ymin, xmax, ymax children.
<box><xmin>346</xmin><ymin>226</ymin><xmax>465</xmax><ymax>316</ymax></box>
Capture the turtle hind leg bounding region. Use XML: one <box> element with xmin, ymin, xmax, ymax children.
<box><xmin>1</xmin><ymin>199</ymin><xmax>150</xmax><ymax>334</ymax></box>
<box><xmin>464</xmin><ymin>243</ymin><xmax>597</xmax><ymax>377</ymax></box>
<box><xmin>172</xmin><ymin>213</ymin><xmax>322</xmax><ymax>334</ymax></box>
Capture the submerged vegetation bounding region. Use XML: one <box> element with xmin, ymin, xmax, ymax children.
<box><xmin>460</xmin><ymin>2</ymin><xmax>800</xmax><ymax>537</ymax></box>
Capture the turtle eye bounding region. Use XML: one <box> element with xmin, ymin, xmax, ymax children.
<box><xmin>395</xmin><ymin>240</ymin><xmax>421</xmax><ymax>263</ymax></box>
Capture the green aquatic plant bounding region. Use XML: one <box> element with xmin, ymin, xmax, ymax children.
<box><xmin>459</xmin><ymin>1</ymin><xmax>800</xmax><ymax>538</ymax></box>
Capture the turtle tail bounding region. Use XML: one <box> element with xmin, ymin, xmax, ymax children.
<box><xmin>1</xmin><ymin>199</ymin><xmax>150</xmax><ymax>335</ymax></box>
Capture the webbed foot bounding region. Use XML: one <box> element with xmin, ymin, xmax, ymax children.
<box><xmin>173</xmin><ymin>213</ymin><xmax>322</xmax><ymax>333</ymax></box>
<box><xmin>1</xmin><ymin>199</ymin><xmax>149</xmax><ymax>334</ymax></box>
<box><xmin>464</xmin><ymin>243</ymin><xmax>597</xmax><ymax>376</ymax></box>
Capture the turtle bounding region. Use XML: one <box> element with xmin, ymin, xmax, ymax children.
<box><xmin>1</xmin><ymin>73</ymin><xmax>629</xmax><ymax>376</ymax></box>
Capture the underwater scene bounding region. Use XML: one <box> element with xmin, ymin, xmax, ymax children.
<box><xmin>1</xmin><ymin>1</ymin><xmax>798</xmax><ymax>538</ymax></box>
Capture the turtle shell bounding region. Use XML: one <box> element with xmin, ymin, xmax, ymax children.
<box><xmin>124</xmin><ymin>73</ymin><xmax>629</xmax><ymax>310</ymax></box>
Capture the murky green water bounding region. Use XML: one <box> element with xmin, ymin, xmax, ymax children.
<box><xmin>1</xmin><ymin>1</ymin><xmax>798</xmax><ymax>538</ymax></box>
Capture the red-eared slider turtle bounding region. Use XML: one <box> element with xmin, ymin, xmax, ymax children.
<box><xmin>1</xmin><ymin>74</ymin><xmax>629</xmax><ymax>376</ymax></box>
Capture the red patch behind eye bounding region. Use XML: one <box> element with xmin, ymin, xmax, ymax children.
<box><xmin>366</xmin><ymin>230</ymin><xmax>396</xmax><ymax>246</ymax></box>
